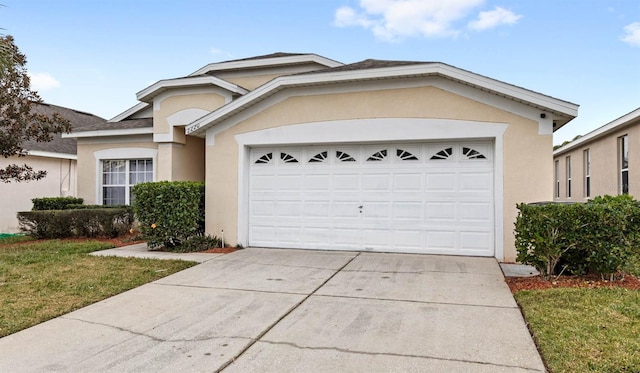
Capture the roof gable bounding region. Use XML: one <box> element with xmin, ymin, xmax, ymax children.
<box><xmin>189</xmin><ymin>53</ymin><xmax>343</xmax><ymax>76</ymax></box>
<box><xmin>554</xmin><ymin>107</ymin><xmax>640</xmax><ymax>155</ymax></box>
<box><xmin>186</xmin><ymin>60</ymin><xmax>579</xmax><ymax>136</ymax></box>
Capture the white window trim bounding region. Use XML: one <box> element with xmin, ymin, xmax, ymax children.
<box><xmin>554</xmin><ymin>160</ymin><xmax>560</xmax><ymax>199</ymax></box>
<box><xmin>94</xmin><ymin>148</ymin><xmax>158</xmax><ymax>205</ymax></box>
<box><xmin>584</xmin><ymin>149</ymin><xmax>590</xmax><ymax>198</ymax></box>
<box><xmin>234</xmin><ymin>118</ymin><xmax>507</xmax><ymax>261</ymax></box>
<box><xmin>566</xmin><ymin>156</ymin><xmax>572</xmax><ymax>198</ymax></box>
<box><xmin>620</xmin><ymin>135</ymin><xmax>629</xmax><ymax>195</ymax></box>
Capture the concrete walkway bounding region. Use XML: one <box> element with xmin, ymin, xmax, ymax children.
<box><xmin>89</xmin><ymin>242</ymin><xmax>221</xmax><ymax>263</ymax></box>
<box><xmin>0</xmin><ymin>248</ymin><xmax>545</xmax><ymax>372</ymax></box>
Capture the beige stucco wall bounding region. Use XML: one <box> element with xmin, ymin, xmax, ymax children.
<box><xmin>554</xmin><ymin>121</ymin><xmax>640</xmax><ymax>201</ymax></box>
<box><xmin>154</xmin><ymin>93</ymin><xmax>226</xmax><ymax>136</ymax></box>
<box><xmin>204</xmin><ymin>84</ymin><xmax>550</xmax><ymax>262</ymax></box>
<box><xmin>216</xmin><ymin>62</ymin><xmax>332</xmax><ymax>91</ymax></box>
<box><xmin>157</xmin><ymin>135</ymin><xmax>205</xmax><ymax>182</ymax></box>
<box><xmin>0</xmin><ymin>156</ymin><xmax>76</xmax><ymax>233</ymax></box>
<box><xmin>76</xmin><ymin>140</ymin><xmax>157</xmax><ymax>204</ymax></box>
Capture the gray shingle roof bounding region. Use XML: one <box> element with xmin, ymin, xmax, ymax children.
<box><xmin>220</xmin><ymin>52</ymin><xmax>308</xmax><ymax>63</ymax></box>
<box><xmin>22</xmin><ymin>103</ymin><xmax>105</xmax><ymax>155</ymax></box>
<box><xmin>72</xmin><ymin>118</ymin><xmax>153</xmax><ymax>132</ymax></box>
<box><xmin>302</xmin><ymin>59</ymin><xmax>430</xmax><ymax>74</ymax></box>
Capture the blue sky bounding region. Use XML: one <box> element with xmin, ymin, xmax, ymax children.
<box><xmin>3</xmin><ymin>0</ymin><xmax>639</xmax><ymax>144</ymax></box>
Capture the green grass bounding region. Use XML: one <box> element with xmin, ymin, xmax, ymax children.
<box><xmin>0</xmin><ymin>239</ymin><xmax>195</xmax><ymax>337</ymax></box>
<box><xmin>516</xmin><ymin>287</ymin><xmax>640</xmax><ymax>373</ymax></box>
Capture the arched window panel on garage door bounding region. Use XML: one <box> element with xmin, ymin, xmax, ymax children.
<box><xmin>366</xmin><ymin>149</ymin><xmax>388</xmax><ymax>162</ymax></box>
<box><xmin>336</xmin><ymin>150</ymin><xmax>357</xmax><ymax>162</ymax></box>
<box><xmin>429</xmin><ymin>147</ymin><xmax>454</xmax><ymax>160</ymax></box>
<box><xmin>461</xmin><ymin>143</ymin><xmax>492</xmax><ymax>161</ymax></box>
<box><xmin>462</xmin><ymin>147</ymin><xmax>486</xmax><ymax>160</ymax></box>
<box><xmin>396</xmin><ymin>148</ymin><xmax>419</xmax><ymax>161</ymax></box>
<box><xmin>308</xmin><ymin>151</ymin><xmax>329</xmax><ymax>163</ymax></box>
<box><xmin>280</xmin><ymin>152</ymin><xmax>299</xmax><ymax>163</ymax></box>
<box><xmin>254</xmin><ymin>152</ymin><xmax>273</xmax><ymax>165</ymax></box>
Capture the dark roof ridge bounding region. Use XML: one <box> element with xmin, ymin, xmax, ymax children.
<box><xmin>219</xmin><ymin>52</ymin><xmax>309</xmax><ymax>63</ymax></box>
<box><xmin>293</xmin><ymin>58</ymin><xmax>435</xmax><ymax>75</ymax></box>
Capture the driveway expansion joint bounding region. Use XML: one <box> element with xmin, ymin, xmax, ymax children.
<box><xmin>214</xmin><ymin>258</ymin><xmax>354</xmax><ymax>271</ymax></box>
<box><xmin>217</xmin><ymin>252</ymin><xmax>362</xmax><ymax>372</ymax></box>
<box><xmin>152</xmin><ymin>282</ymin><xmax>312</xmax><ymax>296</ymax></box>
<box><xmin>257</xmin><ymin>340</ymin><xmax>545</xmax><ymax>372</ymax></box>
<box><xmin>61</xmin><ymin>316</ymin><xmax>252</xmax><ymax>344</ymax></box>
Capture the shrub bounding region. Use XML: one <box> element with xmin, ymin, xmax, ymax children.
<box><xmin>515</xmin><ymin>195</ymin><xmax>640</xmax><ymax>280</ymax></box>
<box><xmin>132</xmin><ymin>181</ymin><xmax>205</xmax><ymax>249</ymax></box>
<box><xmin>17</xmin><ymin>208</ymin><xmax>134</xmax><ymax>239</ymax></box>
<box><xmin>17</xmin><ymin>210</ymin><xmax>72</xmax><ymax>238</ymax></box>
<box><xmin>31</xmin><ymin>197</ymin><xmax>83</xmax><ymax>211</ymax></box>
<box><xmin>66</xmin><ymin>204</ymin><xmax>128</xmax><ymax>210</ymax></box>
<box><xmin>168</xmin><ymin>235</ymin><xmax>221</xmax><ymax>253</ymax></box>
<box><xmin>581</xmin><ymin>195</ymin><xmax>640</xmax><ymax>280</ymax></box>
<box><xmin>515</xmin><ymin>202</ymin><xmax>584</xmax><ymax>279</ymax></box>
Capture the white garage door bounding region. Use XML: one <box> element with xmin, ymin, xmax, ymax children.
<box><xmin>248</xmin><ymin>142</ymin><xmax>494</xmax><ymax>256</ymax></box>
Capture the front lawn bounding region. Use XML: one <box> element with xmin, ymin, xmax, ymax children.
<box><xmin>0</xmin><ymin>238</ymin><xmax>195</xmax><ymax>337</ymax></box>
<box><xmin>516</xmin><ymin>287</ymin><xmax>640</xmax><ymax>373</ymax></box>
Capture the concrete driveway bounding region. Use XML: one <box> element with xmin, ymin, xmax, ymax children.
<box><xmin>0</xmin><ymin>248</ymin><xmax>545</xmax><ymax>372</ymax></box>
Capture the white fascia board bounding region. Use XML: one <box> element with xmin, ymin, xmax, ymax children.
<box><xmin>26</xmin><ymin>150</ymin><xmax>77</xmax><ymax>160</ymax></box>
<box><xmin>189</xmin><ymin>54</ymin><xmax>344</xmax><ymax>76</ymax></box>
<box><xmin>136</xmin><ymin>76</ymin><xmax>249</xmax><ymax>103</ymax></box>
<box><xmin>110</xmin><ymin>102</ymin><xmax>150</xmax><ymax>122</ymax></box>
<box><xmin>62</xmin><ymin>127</ymin><xmax>153</xmax><ymax>139</ymax></box>
<box><xmin>554</xmin><ymin>107</ymin><xmax>640</xmax><ymax>156</ymax></box>
<box><xmin>186</xmin><ymin>62</ymin><xmax>578</xmax><ymax>136</ymax></box>
<box><xmin>434</xmin><ymin>64</ymin><xmax>579</xmax><ymax>118</ymax></box>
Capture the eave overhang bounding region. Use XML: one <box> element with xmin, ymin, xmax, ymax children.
<box><xmin>189</xmin><ymin>54</ymin><xmax>344</xmax><ymax>76</ymax></box>
<box><xmin>186</xmin><ymin>62</ymin><xmax>579</xmax><ymax>137</ymax></box>
<box><xmin>136</xmin><ymin>76</ymin><xmax>249</xmax><ymax>103</ymax></box>
<box><xmin>554</xmin><ymin>107</ymin><xmax>640</xmax><ymax>156</ymax></box>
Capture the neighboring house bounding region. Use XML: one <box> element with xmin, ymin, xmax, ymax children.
<box><xmin>553</xmin><ymin>107</ymin><xmax>640</xmax><ymax>202</ymax></box>
<box><xmin>0</xmin><ymin>103</ymin><xmax>105</xmax><ymax>233</ymax></box>
<box><xmin>65</xmin><ymin>52</ymin><xmax>578</xmax><ymax>262</ymax></box>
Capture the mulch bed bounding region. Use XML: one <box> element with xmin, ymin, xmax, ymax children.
<box><xmin>201</xmin><ymin>247</ymin><xmax>238</xmax><ymax>254</ymax></box>
<box><xmin>505</xmin><ymin>274</ymin><xmax>640</xmax><ymax>293</ymax></box>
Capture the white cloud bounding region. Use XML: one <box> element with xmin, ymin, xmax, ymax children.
<box><xmin>210</xmin><ymin>48</ymin><xmax>233</xmax><ymax>60</ymax></box>
<box><xmin>27</xmin><ymin>72</ymin><xmax>61</xmax><ymax>91</ymax></box>
<box><xmin>468</xmin><ymin>6</ymin><xmax>522</xmax><ymax>31</ymax></box>
<box><xmin>333</xmin><ymin>0</ymin><xmax>521</xmax><ymax>41</ymax></box>
<box><xmin>621</xmin><ymin>22</ymin><xmax>640</xmax><ymax>47</ymax></box>
<box><xmin>334</xmin><ymin>6</ymin><xmax>376</xmax><ymax>28</ymax></box>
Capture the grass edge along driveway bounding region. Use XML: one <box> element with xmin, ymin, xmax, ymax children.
<box><xmin>516</xmin><ymin>287</ymin><xmax>640</xmax><ymax>373</ymax></box>
<box><xmin>0</xmin><ymin>238</ymin><xmax>195</xmax><ymax>338</ymax></box>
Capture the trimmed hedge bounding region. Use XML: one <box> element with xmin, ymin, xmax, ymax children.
<box><xmin>31</xmin><ymin>197</ymin><xmax>84</xmax><ymax>211</ymax></box>
<box><xmin>515</xmin><ymin>195</ymin><xmax>640</xmax><ymax>280</ymax></box>
<box><xmin>132</xmin><ymin>181</ymin><xmax>205</xmax><ymax>249</ymax></box>
<box><xmin>17</xmin><ymin>208</ymin><xmax>134</xmax><ymax>239</ymax></box>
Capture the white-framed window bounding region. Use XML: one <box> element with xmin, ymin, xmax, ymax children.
<box><xmin>101</xmin><ymin>159</ymin><xmax>153</xmax><ymax>205</ymax></box>
<box><xmin>620</xmin><ymin>135</ymin><xmax>629</xmax><ymax>194</ymax></box>
<box><xmin>584</xmin><ymin>149</ymin><xmax>590</xmax><ymax>198</ymax></box>
<box><xmin>566</xmin><ymin>156</ymin><xmax>572</xmax><ymax>198</ymax></box>
<box><xmin>554</xmin><ymin>160</ymin><xmax>560</xmax><ymax>198</ymax></box>
<box><xmin>94</xmin><ymin>148</ymin><xmax>158</xmax><ymax>206</ymax></box>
